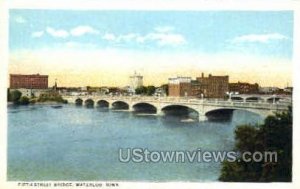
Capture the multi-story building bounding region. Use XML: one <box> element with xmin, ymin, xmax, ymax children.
<box><xmin>10</xmin><ymin>74</ymin><xmax>48</xmax><ymax>89</ymax></box>
<box><xmin>129</xmin><ymin>72</ymin><xmax>143</xmax><ymax>91</ymax></box>
<box><xmin>168</xmin><ymin>77</ymin><xmax>192</xmax><ymax>97</ymax></box>
<box><xmin>190</xmin><ymin>80</ymin><xmax>202</xmax><ymax>98</ymax></box>
<box><xmin>196</xmin><ymin>73</ymin><xmax>229</xmax><ymax>98</ymax></box>
<box><xmin>259</xmin><ymin>87</ymin><xmax>281</xmax><ymax>94</ymax></box>
<box><xmin>229</xmin><ymin>82</ymin><xmax>259</xmax><ymax>94</ymax></box>
<box><xmin>9</xmin><ymin>74</ymin><xmax>49</xmax><ymax>98</ymax></box>
<box><xmin>168</xmin><ymin>73</ymin><xmax>229</xmax><ymax>98</ymax></box>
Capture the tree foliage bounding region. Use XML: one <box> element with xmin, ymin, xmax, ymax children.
<box><xmin>10</xmin><ymin>90</ymin><xmax>22</xmax><ymax>104</ymax></box>
<box><xmin>19</xmin><ymin>96</ymin><xmax>30</xmax><ymax>105</ymax></box>
<box><xmin>135</xmin><ymin>86</ymin><xmax>156</xmax><ymax>96</ymax></box>
<box><xmin>38</xmin><ymin>93</ymin><xmax>68</xmax><ymax>104</ymax></box>
<box><xmin>7</xmin><ymin>88</ymin><xmax>11</xmax><ymax>102</ymax></box>
<box><xmin>146</xmin><ymin>85</ymin><xmax>156</xmax><ymax>96</ymax></box>
<box><xmin>135</xmin><ymin>86</ymin><xmax>147</xmax><ymax>95</ymax></box>
<box><xmin>219</xmin><ymin>107</ymin><xmax>292</xmax><ymax>182</ymax></box>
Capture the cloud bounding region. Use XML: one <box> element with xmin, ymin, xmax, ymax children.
<box><xmin>70</xmin><ymin>25</ymin><xmax>99</xmax><ymax>36</ymax></box>
<box><xmin>63</xmin><ymin>41</ymin><xmax>98</xmax><ymax>49</ymax></box>
<box><xmin>46</xmin><ymin>27</ymin><xmax>69</xmax><ymax>38</ymax></box>
<box><xmin>31</xmin><ymin>31</ymin><xmax>44</xmax><ymax>38</ymax></box>
<box><xmin>154</xmin><ymin>26</ymin><xmax>174</xmax><ymax>33</ymax></box>
<box><xmin>139</xmin><ymin>33</ymin><xmax>186</xmax><ymax>46</ymax></box>
<box><xmin>102</xmin><ymin>33</ymin><xmax>139</xmax><ymax>43</ymax></box>
<box><xmin>102</xmin><ymin>33</ymin><xmax>117</xmax><ymax>41</ymax></box>
<box><xmin>117</xmin><ymin>33</ymin><xmax>139</xmax><ymax>42</ymax></box>
<box><xmin>31</xmin><ymin>25</ymin><xmax>185</xmax><ymax>47</ymax></box>
<box><xmin>231</xmin><ymin>33</ymin><xmax>289</xmax><ymax>43</ymax></box>
<box><xmin>15</xmin><ymin>16</ymin><xmax>26</xmax><ymax>24</ymax></box>
<box><xmin>102</xmin><ymin>27</ymin><xmax>186</xmax><ymax>47</ymax></box>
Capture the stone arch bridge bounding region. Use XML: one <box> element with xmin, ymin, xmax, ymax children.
<box><xmin>62</xmin><ymin>95</ymin><xmax>291</xmax><ymax>121</ymax></box>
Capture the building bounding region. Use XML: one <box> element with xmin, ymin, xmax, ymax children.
<box><xmin>190</xmin><ymin>80</ymin><xmax>202</xmax><ymax>97</ymax></box>
<box><xmin>168</xmin><ymin>77</ymin><xmax>192</xmax><ymax>97</ymax></box>
<box><xmin>283</xmin><ymin>87</ymin><xmax>293</xmax><ymax>94</ymax></box>
<box><xmin>259</xmin><ymin>87</ymin><xmax>281</xmax><ymax>94</ymax></box>
<box><xmin>196</xmin><ymin>73</ymin><xmax>229</xmax><ymax>98</ymax></box>
<box><xmin>10</xmin><ymin>74</ymin><xmax>48</xmax><ymax>89</ymax></box>
<box><xmin>229</xmin><ymin>82</ymin><xmax>259</xmax><ymax>94</ymax></box>
<box><xmin>168</xmin><ymin>73</ymin><xmax>229</xmax><ymax>98</ymax></box>
<box><xmin>154</xmin><ymin>87</ymin><xmax>167</xmax><ymax>97</ymax></box>
<box><xmin>129</xmin><ymin>72</ymin><xmax>143</xmax><ymax>91</ymax></box>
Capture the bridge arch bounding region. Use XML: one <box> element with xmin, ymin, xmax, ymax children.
<box><xmin>75</xmin><ymin>98</ymin><xmax>83</xmax><ymax>106</ymax></box>
<box><xmin>112</xmin><ymin>101</ymin><xmax>129</xmax><ymax>110</ymax></box>
<box><xmin>85</xmin><ymin>99</ymin><xmax>94</xmax><ymax>108</ymax></box>
<box><xmin>266</xmin><ymin>97</ymin><xmax>287</xmax><ymax>103</ymax></box>
<box><xmin>205</xmin><ymin>108</ymin><xmax>235</xmax><ymax>121</ymax></box>
<box><xmin>245</xmin><ymin>96</ymin><xmax>264</xmax><ymax>102</ymax></box>
<box><xmin>97</xmin><ymin>100</ymin><xmax>109</xmax><ymax>108</ymax></box>
<box><xmin>231</xmin><ymin>96</ymin><xmax>243</xmax><ymax>101</ymax></box>
<box><xmin>161</xmin><ymin>104</ymin><xmax>199</xmax><ymax>121</ymax></box>
<box><xmin>132</xmin><ymin>102</ymin><xmax>157</xmax><ymax>114</ymax></box>
<box><xmin>204</xmin><ymin>107</ymin><xmax>267</xmax><ymax>121</ymax></box>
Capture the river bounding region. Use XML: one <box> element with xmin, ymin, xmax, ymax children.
<box><xmin>7</xmin><ymin>104</ymin><xmax>263</xmax><ymax>181</ymax></box>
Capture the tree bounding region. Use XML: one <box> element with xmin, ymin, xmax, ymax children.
<box><xmin>135</xmin><ymin>86</ymin><xmax>156</xmax><ymax>96</ymax></box>
<box><xmin>146</xmin><ymin>86</ymin><xmax>156</xmax><ymax>96</ymax></box>
<box><xmin>7</xmin><ymin>88</ymin><xmax>11</xmax><ymax>102</ymax></box>
<box><xmin>19</xmin><ymin>96</ymin><xmax>30</xmax><ymax>105</ymax></box>
<box><xmin>219</xmin><ymin>107</ymin><xmax>292</xmax><ymax>182</ymax></box>
<box><xmin>10</xmin><ymin>90</ymin><xmax>22</xmax><ymax>104</ymax></box>
<box><xmin>135</xmin><ymin>86</ymin><xmax>147</xmax><ymax>95</ymax></box>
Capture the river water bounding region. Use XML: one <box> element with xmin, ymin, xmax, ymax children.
<box><xmin>7</xmin><ymin>104</ymin><xmax>263</xmax><ymax>181</ymax></box>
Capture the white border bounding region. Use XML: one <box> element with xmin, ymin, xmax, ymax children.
<box><xmin>1</xmin><ymin>0</ymin><xmax>300</xmax><ymax>189</ymax></box>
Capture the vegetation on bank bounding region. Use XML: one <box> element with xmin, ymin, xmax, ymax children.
<box><xmin>135</xmin><ymin>85</ymin><xmax>156</xmax><ymax>96</ymax></box>
<box><xmin>7</xmin><ymin>89</ymin><xmax>68</xmax><ymax>105</ymax></box>
<box><xmin>134</xmin><ymin>84</ymin><xmax>168</xmax><ymax>96</ymax></box>
<box><xmin>219</xmin><ymin>107</ymin><xmax>292</xmax><ymax>182</ymax></box>
<box><xmin>37</xmin><ymin>93</ymin><xmax>68</xmax><ymax>104</ymax></box>
<box><xmin>7</xmin><ymin>90</ymin><xmax>24</xmax><ymax>105</ymax></box>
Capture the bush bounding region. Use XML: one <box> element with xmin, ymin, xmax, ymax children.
<box><xmin>7</xmin><ymin>88</ymin><xmax>11</xmax><ymax>102</ymax></box>
<box><xmin>29</xmin><ymin>99</ymin><xmax>36</xmax><ymax>104</ymax></box>
<box><xmin>19</xmin><ymin>96</ymin><xmax>30</xmax><ymax>105</ymax></box>
<box><xmin>10</xmin><ymin>90</ymin><xmax>22</xmax><ymax>104</ymax></box>
<box><xmin>37</xmin><ymin>93</ymin><xmax>67</xmax><ymax>103</ymax></box>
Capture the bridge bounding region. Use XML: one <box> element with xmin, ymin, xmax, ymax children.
<box><xmin>62</xmin><ymin>95</ymin><xmax>292</xmax><ymax>122</ymax></box>
<box><xmin>230</xmin><ymin>94</ymin><xmax>291</xmax><ymax>103</ymax></box>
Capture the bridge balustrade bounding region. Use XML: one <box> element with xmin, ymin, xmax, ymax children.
<box><xmin>65</xmin><ymin>95</ymin><xmax>291</xmax><ymax>111</ymax></box>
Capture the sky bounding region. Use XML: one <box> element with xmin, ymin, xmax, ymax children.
<box><xmin>9</xmin><ymin>10</ymin><xmax>293</xmax><ymax>87</ymax></box>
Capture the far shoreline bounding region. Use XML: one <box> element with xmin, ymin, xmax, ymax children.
<box><xmin>7</xmin><ymin>101</ymin><xmax>67</xmax><ymax>106</ymax></box>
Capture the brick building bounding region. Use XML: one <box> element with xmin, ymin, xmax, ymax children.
<box><xmin>229</xmin><ymin>82</ymin><xmax>259</xmax><ymax>94</ymax></box>
<box><xmin>10</xmin><ymin>74</ymin><xmax>48</xmax><ymax>89</ymax></box>
<box><xmin>168</xmin><ymin>73</ymin><xmax>229</xmax><ymax>98</ymax></box>
<box><xmin>196</xmin><ymin>73</ymin><xmax>229</xmax><ymax>98</ymax></box>
<box><xmin>190</xmin><ymin>80</ymin><xmax>202</xmax><ymax>97</ymax></box>
<box><xmin>168</xmin><ymin>77</ymin><xmax>192</xmax><ymax>97</ymax></box>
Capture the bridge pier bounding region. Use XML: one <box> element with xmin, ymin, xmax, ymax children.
<box><xmin>128</xmin><ymin>106</ymin><xmax>134</xmax><ymax>112</ymax></box>
<box><xmin>198</xmin><ymin>114</ymin><xmax>208</xmax><ymax>122</ymax></box>
<box><xmin>156</xmin><ymin>109</ymin><xmax>164</xmax><ymax>116</ymax></box>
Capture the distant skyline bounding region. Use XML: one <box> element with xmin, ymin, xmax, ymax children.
<box><xmin>9</xmin><ymin>10</ymin><xmax>293</xmax><ymax>87</ymax></box>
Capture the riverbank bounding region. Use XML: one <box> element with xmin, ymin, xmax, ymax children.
<box><xmin>7</xmin><ymin>101</ymin><xmax>66</xmax><ymax>106</ymax></box>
